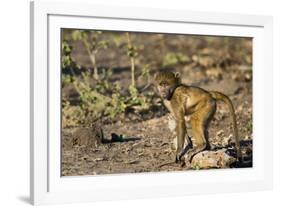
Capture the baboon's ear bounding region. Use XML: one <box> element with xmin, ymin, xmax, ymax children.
<box><xmin>174</xmin><ymin>72</ymin><xmax>181</xmax><ymax>83</ymax></box>
<box><xmin>174</xmin><ymin>72</ymin><xmax>180</xmax><ymax>78</ymax></box>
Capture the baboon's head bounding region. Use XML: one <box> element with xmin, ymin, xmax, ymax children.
<box><xmin>154</xmin><ymin>71</ymin><xmax>181</xmax><ymax>99</ymax></box>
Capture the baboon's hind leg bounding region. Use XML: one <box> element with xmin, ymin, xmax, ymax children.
<box><xmin>183</xmin><ymin>100</ymin><xmax>216</xmax><ymax>163</ymax></box>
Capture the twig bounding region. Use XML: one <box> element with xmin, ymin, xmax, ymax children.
<box><xmin>140</xmin><ymin>83</ymin><xmax>153</xmax><ymax>92</ymax></box>
<box><xmin>82</xmin><ymin>39</ymin><xmax>99</xmax><ymax>80</ymax></box>
<box><xmin>126</xmin><ymin>32</ymin><xmax>135</xmax><ymax>87</ymax></box>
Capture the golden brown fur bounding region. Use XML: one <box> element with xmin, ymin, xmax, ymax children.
<box><xmin>154</xmin><ymin>71</ymin><xmax>241</xmax><ymax>163</ymax></box>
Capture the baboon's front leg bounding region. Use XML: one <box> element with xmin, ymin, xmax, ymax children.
<box><xmin>175</xmin><ymin>118</ymin><xmax>187</xmax><ymax>163</ymax></box>
<box><xmin>168</xmin><ymin>114</ymin><xmax>192</xmax><ymax>157</ymax></box>
<box><xmin>178</xmin><ymin>135</ymin><xmax>193</xmax><ymax>160</ymax></box>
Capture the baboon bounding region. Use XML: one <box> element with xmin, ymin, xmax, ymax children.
<box><xmin>154</xmin><ymin>71</ymin><xmax>241</xmax><ymax>163</ymax></box>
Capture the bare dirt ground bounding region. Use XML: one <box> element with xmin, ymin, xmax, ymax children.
<box><xmin>61</xmin><ymin>31</ymin><xmax>252</xmax><ymax>176</ymax></box>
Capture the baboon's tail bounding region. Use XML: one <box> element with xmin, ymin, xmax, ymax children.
<box><xmin>210</xmin><ymin>91</ymin><xmax>242</xmax><ymax>161</ymax></box>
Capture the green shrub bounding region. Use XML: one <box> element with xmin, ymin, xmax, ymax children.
<box><xmin>162</xmin><ymin>52</ymin><xmax>190</xmax><ymax>67</ymax></box>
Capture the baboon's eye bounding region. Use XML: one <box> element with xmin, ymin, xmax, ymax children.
<box><xmin>160</xmin><ymin>81</ymin><xmax>167</xmax><ymax>86</ymax></box>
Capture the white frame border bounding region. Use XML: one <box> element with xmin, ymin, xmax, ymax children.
<box><xmin>30</xmin><ymin>0</ymin><xmax>273</xmax><ymax>205</ymax></box>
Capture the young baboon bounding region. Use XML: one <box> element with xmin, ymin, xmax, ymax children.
<box><xmin>154</xmin><ymin>71</ymin><xmax>241</xmax><ymax>164</ymax></box>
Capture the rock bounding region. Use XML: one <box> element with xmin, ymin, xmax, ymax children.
<box><xmin>93</xmin><ymin>157</ymin><xmax>104</xmax><ymax>162</ymax></box>
<box><xmin>237</xmin><ymin>65</ymin><xmax>252</xmax><ymax>72</ymax></box>
<box><xmin>244</xmin><ymin>73</ymin><xmax>252</xmax><ymax>81</ymax></box>
<box><xmin>72</xmin><ymin>122</ymin><xmax>104</xmax><ymax>147</ymax></box>
<box><xmin>205</xmin><ymin>67</ymin><xmax>223</xmax><ymax>80</ymax></box>
<box><xmin>222</xmin><ymin>134</ymin><xmax>233</xmax><ymax>146</ymax></box>
<box><xmin>216</xmin><ymin>129</ymin><xmax>224</xmax><ymax>137</ymax></box>
<box><xmin>190</xmin><ymin>149</ymin><xmax>236</xmax><ymax>169</ymax></box>
<box><xmin>125</xmin><ymin>159</ymin><xmax>140</xmax><ymax>164</ymax></box>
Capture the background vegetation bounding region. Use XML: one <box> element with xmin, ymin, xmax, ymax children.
<box><xmin>62</xmin><ymin>29</ymin><xmax>252</xmax><ymax>128</ymax></box>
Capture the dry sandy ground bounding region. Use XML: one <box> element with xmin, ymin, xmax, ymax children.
<box><xmin>62</xmin><ymin>77</ymin><xmax>252</xmax><ymax>176</ymax></box>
